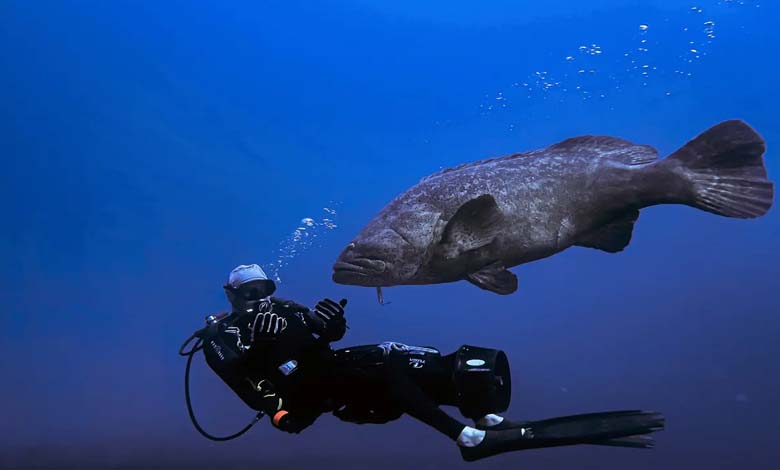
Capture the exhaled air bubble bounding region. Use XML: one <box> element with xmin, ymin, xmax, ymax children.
<box><xmin>265</xmin><ymin>204</ymin><xmax>341</xmax><ymax>283</ymax></box>
<box><xmin>475</xmin><ymin>1</ymin><xmax>748</xmax><ymax>113</ymax></box>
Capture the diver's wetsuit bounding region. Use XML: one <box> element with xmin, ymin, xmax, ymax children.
<box><xmin>329</xmin><ymin>343</ymin><xmax>467</xmax><ymax>439</ymax></box>
<box><xmin>203</xmin><ymin>296</ymin><xmax>664</xmax><ymax>461</ymax></box>
<box><xmin>206</xmin><ymin>297</ymin><xmax>468</xmax><ymax>439</ymax></box>
<box><xmin>203</xmin><ymin>265</ymin><xmax>665</xmax><ymax>461</ymax></box>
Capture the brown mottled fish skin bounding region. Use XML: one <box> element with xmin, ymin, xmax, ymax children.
<box><xmin>333</xmin><ymin>120</ymin><xmax>773</xmax><ymax>295</ymax></box>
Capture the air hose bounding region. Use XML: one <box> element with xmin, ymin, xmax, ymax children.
<box><xmin>179</xmin><ymin>332</ymin><xmax>264</xmax><ymax>441</ymax></box>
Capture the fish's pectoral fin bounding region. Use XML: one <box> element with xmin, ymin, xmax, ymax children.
<box><xmin>438</xmin><ymin>194</ymin><xmax>504</xmax><ymax>259</ymax></box>
<box><xmin>466</xmin><ymin>262</ymin><xmax>518</xmax><ymax>295</ymax></box>
<box><xmin>574</xmin><ymin>209</ymin><xmax>640</xmax><ymax>253</ymax></box>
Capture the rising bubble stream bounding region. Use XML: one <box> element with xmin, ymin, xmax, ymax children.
<box><xmin>264</xmin><ymin>204</ymin><xmax>340</xmax><ymax>283</ymax></box>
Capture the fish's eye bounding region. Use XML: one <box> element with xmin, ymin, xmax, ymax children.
<box><xmin>348</xmin><ymin>242</ymin><xmax>356</xmax><ymax>250</ymax></box>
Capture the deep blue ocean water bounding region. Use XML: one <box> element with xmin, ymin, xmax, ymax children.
<box><xmin>2</xmin><ymin>1</ymin><xmax>779</xmax><ymax>468</ymax></box>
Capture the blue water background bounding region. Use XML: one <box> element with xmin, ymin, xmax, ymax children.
<box><xmin>2</xmin><ymin>1</ymin><xmax>779</xmax><ymax>468</ymax></box>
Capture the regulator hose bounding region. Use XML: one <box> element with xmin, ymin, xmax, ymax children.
<box><xmin>179</xmin><ymin>333</ymin><xmax>263</xmax><ymax>441</ymax></box>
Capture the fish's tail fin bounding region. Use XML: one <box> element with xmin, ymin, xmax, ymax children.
<box><xmin>663</xmin><ymin>120</ymin><xmax>773</xmax><ymax>218</ymax></box>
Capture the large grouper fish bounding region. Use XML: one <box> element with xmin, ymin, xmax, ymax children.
<box><xmin>333</xmin><ymin>120</ymin><xmax>773</xmax><ymax>296</ymax></box>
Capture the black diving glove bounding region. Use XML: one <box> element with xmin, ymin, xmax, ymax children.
<box><xmin>305</xmin><ymin>298</ymin><xmax>347</xmax><ymax>342</ymax></box>
<box><xmin>251</xmin><ymin>311</ymin><xmax>288</xmax><ymax>343</ymax></box>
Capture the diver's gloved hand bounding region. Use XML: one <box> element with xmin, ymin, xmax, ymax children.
<box><xmin>315</xmin><ymin>298</ymin><xmax>346</xmax><ymax>321</ymax></box>
<box><xmin>305</xmin><ymin>298</ymin><xmax>347</xmax><ymax>342</ymax></box>
<box><xmin>251</xmin><ymin>311</ymin><xmax>288</xmax><ymax>343</ymax></box>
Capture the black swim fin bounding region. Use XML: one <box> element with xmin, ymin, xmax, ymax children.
<box><xmin>475</xmin><ymin>413</ymin><xmax>657</xmax><ymax>449</ymax></box>
<box><xmin>460</xmin><ymin>410</ymin><xmax>664</xmax><ymax>462</ymax></box>
<box><xmin>592</xmin><ymin>433</ymin><xmax>655</xmax><ymax>449</ymax></box>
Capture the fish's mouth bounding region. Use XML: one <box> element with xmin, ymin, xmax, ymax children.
<box><xmin>332</xmin><ymin>258</ymin><xmax>387</xmax><ymax>286</ymax></box>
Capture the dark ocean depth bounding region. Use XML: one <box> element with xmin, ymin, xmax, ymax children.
<box><xmin>2</xmin><ymin>1</ymin><xmax>778</xmax><ymax>468</ymax></box>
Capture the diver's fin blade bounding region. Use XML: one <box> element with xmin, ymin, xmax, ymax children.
<box><xmin>467</xmin><ymin>263</ymin><xmax>518</xmax><ymax>295</ymax></box>
<box><xmin>525</xmin><ymin>410</ymin><xmax>665</xmax><ymax>442</ymax></box>
<box><xmin>589</xmin><ymin>434</ymin><xmax>655</xmax><ymax>449</ymax></box>
<box><xmin>575</xmin><ymin>209</ymin><xmax>639</xmax><ymax>253</ymax></box>
<box><xmin>439</xmin><ymin>194</ymin><xmax>504</xmax><ymax>258</ymax></box>
<box><xmin>460</xmin><ymin>410</ymin><xmax>664</xmax><ymax>462</ymax></box>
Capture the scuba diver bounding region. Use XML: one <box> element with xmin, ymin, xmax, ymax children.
<box><xmin>183</xmin><ymin>264</ymin><xmax>665</xmax><ymax>462</ymax></box>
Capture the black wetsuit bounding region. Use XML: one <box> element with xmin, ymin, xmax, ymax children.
<box><xmin>207</xmin><ymin>297</ymin><xmax>467</xmax><ymax>439</ymax></box>
<box><xmin>202</xmin><ymin>297</ymin><xmax>665</xmax><ymax>461</ymax></box>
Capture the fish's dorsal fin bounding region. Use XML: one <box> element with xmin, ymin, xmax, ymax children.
<box><xmin>438</xmin><ymin>194</ymin><xmax>504</xmax><ymax>259</ymax></box>
<box><xmin>420</xmin><ymin>136</ymin><xmax>657</xmax><ymax>184</ymax></box>
<box><xmin>547</xmin><ymin>136</ymin><xmax>659</xmax><ymax>166</ymax></box>
<box><xmin>420</xmin><ymin>152</ymin><xmax>530</xmax><ymax>184</ymax></box>
<box><xmin>575</xmin><ymin>209</ymin><xmax>640</xmax><ymax>253</ymax></box>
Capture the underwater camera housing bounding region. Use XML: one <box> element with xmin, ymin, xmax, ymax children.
<box><xmin>331</xmin><ymin>342</ymin><xmax>512</xmax><ymax>423</ymax></box>
<box><xmin>453</xmin><ymin>345</ymin><xmax>512</xmax><ymax>419</ymax></box>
